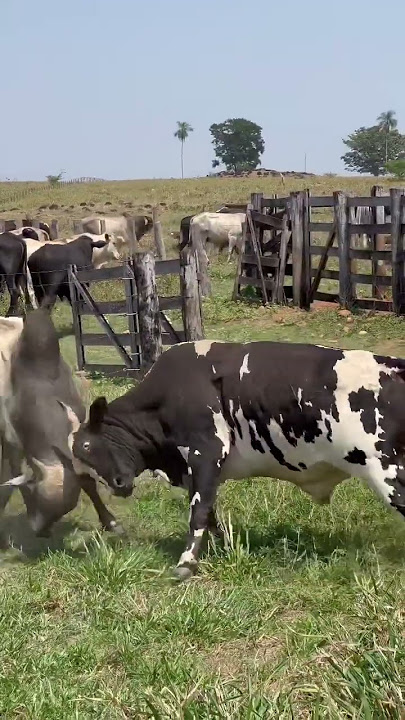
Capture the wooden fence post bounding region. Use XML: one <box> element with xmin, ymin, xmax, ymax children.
<box><xmin>390</xmin><ymin>188</ymin><xmax>405</xmax><ymax>315</ymax></box>
<box><xmin>232</xmin><ymin>219</ymin><xmax>247</xmax><ymax>300</ymax></box>
<box><xmin>50</xmin><ymin>219</ymin><xmax>59</xmax><ymax>240</ymax></box>
<box><xmin>133</xmin><ymin>252</ymin><xmax>162</xmax><ymax>369</ymax></box>
<box><xmin>68</xmin><ymin>266</ymin><xmax>85</xmax><ymax>370</ymax></box>
<box><xmin>73</xmin><ymin>220</ymin><xmax>83</xmax><ymax>234</ymax></box>
<box><xmin>301</xmin><ymin>190</ymin><xmax>311</xmax><ymax>309</ymax></box>
<box><xmin>190</xmin><ymin>221</ymin><xmax>211</xmax><ymax>299</ymax></box>
<box><xmin>291</xmin><ymin>191</ymin><xmax>305</xmax><ymax>307</ymax></box>
<box><xmin>334</xmin><ymin>191</ymin><xmax>353</xmax><ymax>309</ymax></box>
<box><xmin>371</xmin><ymin>185</ymin><xmax>388</xmax><ymax>299</ymax></box>
<box><xmin>180</xmin><ymin>247</ymin><xmax>204</xmax><ymax>340</ymax></box>
<box><xmin>152</xmin><ymin>206</ymin><xmax>166</xmax><ymax>259</ymax></box>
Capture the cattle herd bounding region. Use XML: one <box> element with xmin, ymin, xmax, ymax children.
<box><xmin>0</xmin><ymin>209</ymin><xmax>404</xmax><ymax>581</ymax></box>
<box><xmin>0</xmin><ymin>214</ymin><xmax>153</xmax><ymax>315</ymax></box>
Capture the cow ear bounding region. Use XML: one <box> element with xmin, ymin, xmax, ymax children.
<box><xmin>104</xmin><ymin>233</ymin><xmax>110</xmax><ymax>241</ymax></box>
<box><xmin>89</xmin><ymin>397</ymin><xmax>108</xmax><ymax>430</ymax></box>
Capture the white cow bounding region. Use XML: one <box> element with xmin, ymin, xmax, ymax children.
<box><xmin>189</xmin><ymin>212</ymin><xmax>246</xmax><ymax>263</ymax></box>
<box><xmin>81</xmin><ymin>215</ymin><xmax>153</xmax><ymax>244</ymax></box>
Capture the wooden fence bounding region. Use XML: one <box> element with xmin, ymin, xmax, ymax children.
<box><xmin>234</xmin><ymin>188</ymin><xmax>405</xmax><ymax>314</ymax></box>
<box><xmin>0</xmin><ymin>217</ymin><xmax>59</xmax><ymax>239</ymax></box>
<box><xmin>68</xmin><ymin>248</ymin><xmax>204</xmax><ymax>377</ymax></box>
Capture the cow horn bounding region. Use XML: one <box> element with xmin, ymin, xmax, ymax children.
<box><xmin>4</xmin><ymin>474</ymin><xmax>30</xmax><ymax>487</ymax></box>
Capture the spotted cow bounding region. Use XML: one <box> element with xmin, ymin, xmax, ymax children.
<box><xmin>71</xmin><ymin>340</ymin><xmax>405</xmax><ymax>580</ymax></box>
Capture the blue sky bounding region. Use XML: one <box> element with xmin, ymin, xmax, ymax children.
<box><xmin>2</xmin><ymin>0</ymin><xmax>404</xmax><ymax>180</ymax></box>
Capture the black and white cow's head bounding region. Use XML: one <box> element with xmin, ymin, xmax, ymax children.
<box><xmin>72</xmin><ymin>397</ymin><xmax>145</xmax><ymax>497</ymax></box>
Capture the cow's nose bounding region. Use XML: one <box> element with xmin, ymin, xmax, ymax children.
<box><xmin>112</xmin><ymin>477</ymin><xmax>133</xmax><ymax>497</ymax></box>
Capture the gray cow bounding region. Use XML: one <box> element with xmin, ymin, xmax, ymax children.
<box><xmin>0</xmin><ymin>310</ymin><xmax>122</xmax><ymax>540</ymax></box>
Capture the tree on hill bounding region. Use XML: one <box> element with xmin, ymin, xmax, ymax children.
<box><xmin>342</xmin><ymin>112</ymin><xmax>405</xmax><ymax>175</ymax></box>
<box><xmin>377</xmin><ymin>110</ymin><xmax>397</xmax><ymax>165</ymax></box>
<box><xmin>386</xmin><ymin>159</ymin><xmax>405</xmax><ymax>179</ymax></box>
<box><xmin>174</xmin><ymin>121</ymin><xmax>193</xmax><ymax>179</ymax></box>
<box><xmin>209</xmin><ymin>118</ymin><xmax>265</xmax><ymax>174</ymax></box>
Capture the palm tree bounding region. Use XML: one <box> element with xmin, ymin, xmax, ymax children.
<box><xmin>377</xmin><ymin>110</ymin><xmax>398</xmax><ymax>166</ymax></box>
<box><xmin>174</xmin><ymin>121</ymin><xmax>193</xmax><ymax>179</ymax></box>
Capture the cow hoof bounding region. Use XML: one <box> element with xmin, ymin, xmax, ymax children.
<box><xmin>172</xmin><ymin>565</ymin><xmax>195</xmax><ymax>582</ymax></box>
<box><xmin>104</xmin><ymin>521</ymin><xmax>126</xmax><ymax>536</ymax></box>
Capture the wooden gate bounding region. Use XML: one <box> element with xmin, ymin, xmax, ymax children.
<box><xmin>68</xmin><ymin>250</ymin><xmax>204</xmax><ymax>377</ymax></box>
<box><xmin>69</xmin><ymin>263</ymin><xmax>142</xmax><ymax>377</ymax></box>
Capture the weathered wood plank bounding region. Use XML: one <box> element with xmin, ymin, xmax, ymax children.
<box><xmin>390</xmin><ymin>188</ymin><xmax>405</xmax><ymax>314</ymax></box>
<box><xmin>246</xmin><ymin>205</ymin><xmax>269</xmax><ymax>304</ymax></box>
<box><xmin>180</xmin><ymin>247</ymin><xmax>204</xmax><ymax>341</ymax></box>
<box><xmin>68</xmin><ymin>267</ymin><xmax>85</xmax><ymax>370</ymax></box>
<box><xmin>75</xmin><ymin>265</ymin><xmax>129</xmax><ymax>282</ymax></box>
<box><xmin>310</xmin><ymin>269</ymin><xmax>391</xmax><ymax>286</ymax></box>
<box><xmin>335</xmin><ymin>191</ymin><xmax>354</xmax><ymax>308</ymax></box>
<box><xmin>308</xmin><ymin>223</ymin><xmax>337</xmax><ymax>304</ymax></box>
<box><xmin>290</xmin><ymin>192</ymin><xmax>304</xmax><ymax>307</ymax></box>
<box><xmin>301</xmin><ymin>190</ymin><xmax>311</xmax><ymax>309</ymax></box>
<box><xmin>309</xmin><ymin>222</ymin><xmax>335</xmax><ymax>232</ymax></box>
<box><xmin>250</xmin><ymin>210</ymin><xmax>284</xmax><ymax>230</ymax></box>
<box><xmin>133</xmin><ymin>252</ymin><xmax>162</xmax><ymax>368</ymax></box>
<box><xmin>241</xmin><ymin>254</ymin><xmax>279</xmax><ymax>267</ymax></box>
<box><xmin>355</xmin><ymin>298</ymin><xmax>393</xmax><ymax>311</ymax></box>
<box><xmin>308</xmin><ymin>196</ymin><xmax>334</xmax><ymax>207</ymax></box>
<box><xmin>347</xmin><ymin>196</ymin><xmax>391</xmax><ymax>207</ymax></box>
<box><xmin>349</xmin><ymin>223</ymin><xmax>391</xmax><ymax>235</ymax></box>
<box><xmin>239</xmin><ymin>276</ymin><xmax>274</xmax><ymax>290</ymax></box>
<box><xmin>78</xmin><ymin>300</ymin><xmax>128</xmax><ymax>315</ymax></box>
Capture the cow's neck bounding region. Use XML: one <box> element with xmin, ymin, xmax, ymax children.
<box><xmin>102</xmin><ymin>414</ymin><xmax>160</xmax><ymax>469</ymax></box>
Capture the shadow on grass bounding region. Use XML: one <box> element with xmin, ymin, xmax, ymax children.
<box><xmin>154</xmin><ymin>520</ymin><xmax>405</xmax><ymax>567</ymax></box>
<box><xmin>0</xmin><ymin>510</ymin><xmax>133</xmax><ymax>565</ymax></box>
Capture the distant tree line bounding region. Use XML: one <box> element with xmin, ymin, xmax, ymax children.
<box><xmin>173</xmin><ymin>107</ymin><xmax>405</xmax><ymax>180</ymax></box>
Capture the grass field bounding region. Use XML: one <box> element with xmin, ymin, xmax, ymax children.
<box><xmin>0</xmin><ymin>176</ymin><xmax>405</xmax><ymax>719</ymax></box>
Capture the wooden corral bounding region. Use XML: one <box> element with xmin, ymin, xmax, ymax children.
<box><xmin>68</xmin><ymin>248</ymin><xmax>204</xmax><ymax>377</ymax></box>
<box><xmin>234</xmin><ymin>188</ymin><xmax>405</xmax><ymax>314</ymax></box>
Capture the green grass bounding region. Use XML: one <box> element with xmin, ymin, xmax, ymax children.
<box><xmin>1</xmin><ymin>178</ymin><xmax>405</xmax><ymax>718</ymax></box>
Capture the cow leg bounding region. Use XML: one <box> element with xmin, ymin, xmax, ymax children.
<box><xmin>78</xmin><ymin>475</ymin><xmax>125</xmax><ymax>535</ymax></box>
<box><xmin>174</xmin><ymin>452</ymin><xmax>226</xmax><ymax>581</ymax></box>
<box><xmin>24</xmin><ymin>268</ymin><xmax>38</xmax><ymax>309</ymax></box>
<box><xmin>5</xmin><ymin>277</ymin><xmax>21</xmax><ymax>317</ymax></box>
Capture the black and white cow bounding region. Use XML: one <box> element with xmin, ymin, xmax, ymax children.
<box><xmin>28</xmin><ymin>234</ymin><xmax>109</xmax><ymax>309</ymax></box>
<box><xmin>0</xmin><ymin>310</ymin><xmax>123</xmax><ymax>539</ymax></box>
<box><xmin>71</xmin><ymin>340</ymin><xmax>405</xmax><ymax>580</ymax></box>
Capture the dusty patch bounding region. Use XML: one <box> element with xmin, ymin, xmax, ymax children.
<box><xmin>203</xmin><ymin>636</ymin><xmax>283</xmax><ymax>679</ymax></box>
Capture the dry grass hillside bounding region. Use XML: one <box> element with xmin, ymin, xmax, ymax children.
<box><xmin>0</xmin><ymin>174</ymin><xmax>399</xmax><ymax>249</ymax></box>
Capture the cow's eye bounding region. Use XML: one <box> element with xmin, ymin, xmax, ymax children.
<box><xmin>83</xmin><ymin>441</ymin><xmax>90</xmax><ymax>451</ymax></box>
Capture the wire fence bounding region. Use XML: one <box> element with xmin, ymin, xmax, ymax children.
<box><xmin>0</xmin><ymin>177</ymin><xmax>106</xmax><ymax>209</ymax></box>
